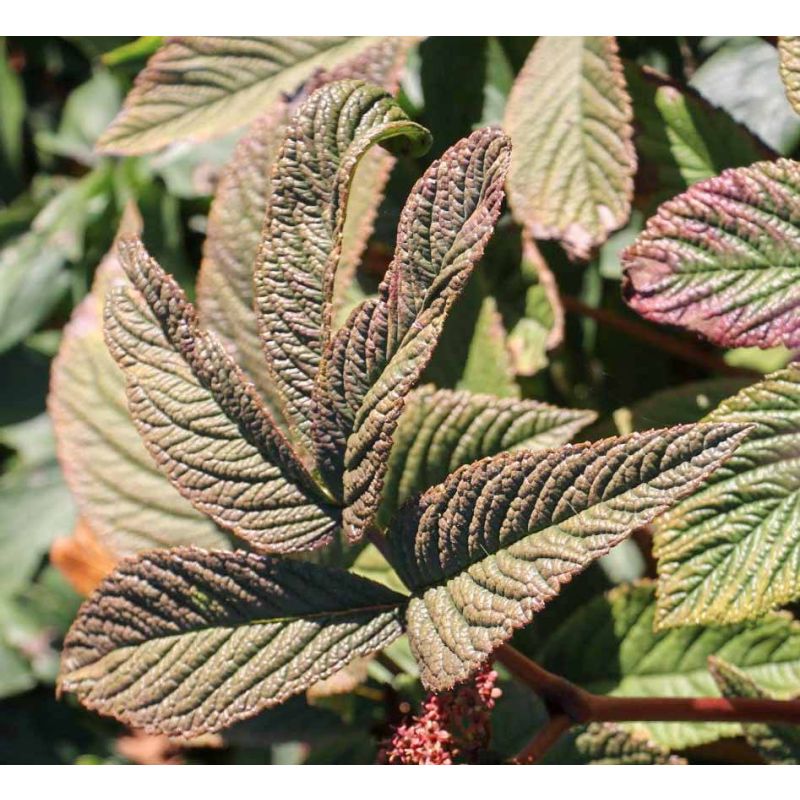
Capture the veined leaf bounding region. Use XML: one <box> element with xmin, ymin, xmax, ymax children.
<box><xmin>779</xmin><ymin>37</ymin><xmax>800</xmax><ymax>117</ymax></box>
<box><xmin>197</xmin><ymin>40</ymin><xmax>413</xmax><ymax>416</ymax></box>
<box><xmin>97</xmin><ymin>37</ymin><xmax>403</xmax><ymax>154</ymax></box>
<box><xmin>504</xmin><ymin>36</ymin><xmax>636</xmax><ymax>259</ymax></box>
<box><xmin>653</xmin><ymin>366</ymin><xmax>800</xmax><ymax>627</ymax></box>
<box><xmin>254</xmin><ymin>80</ymin><xmax>431</xmax><ymax>460</ymax></box>
<box><xmin>542</xmin><ymin>722</ymin><xmax>686</xmax><ymax>765</ymax></box>
<box><xmin>58</xmin><ymin>547</ymin><xmax>406</xmax><ymax>736</ymax></box>
<box><xmin>539</xmin><ymin>582</ymin><xmax>800</xmax><ymax>749</ymax></box>
<box><xmin>377</xmin><ymin>386</ymin><xmax>596</xmax><ymax>527</ymax></box>
<box><xmin>105</xmin><ymin>237</ymin><xmax>340</xmax><ymax>553</ymax></box>
<box><xmin>709</xmin><ymin>656</ymin><xmax>800</xmax><ymax>764</ymax></box>
<box><xmin>50</xmin><ymin>234</ymin><xmax>226</xmax><ymax>555</ymax></box>
<box><xmin>319</xmin><ymin>128</ymin><xmax>511</xmax><ymax>537</ymax></box>
<box><xmin>390</xmin><ymin>423</ymin><xmax>748</xmax><ymax>691</ymax></box>
<box><xmin>623</xmin><ymin>159</ymin><xmax>800</xmax><ymax>349</ymax></box>
<box><xmin>625</xmin><ymin>63</ymin><xmax>773</xmax><ymax>211</ymax></box>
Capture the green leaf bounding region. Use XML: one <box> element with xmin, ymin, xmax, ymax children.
<box><xmin>625</xmin><ymin>63</ymin><xmax>773</xmax><ymax>211</ymax></box>
<box><xmin>0</xmin><ymin>630</ymin><xmax>35</xmax><ymax>699</ymax></box>
<box><xmin>58</xmin><ymin>547</ymin><xmax>406</xmax><ymax>736</ymax></box>
<box><xmin>390</xmin><ymin>423</ymin><xmax>748</xmax><ymax>691</ymax></box>
<box><xmin>779</xmin><ymin>37</ymin><xmax>800</xmax><ymax>117</ymax></box>
<box><xmin>254</xmin><ymin>80</ymin><xmax>430</xmax><ymax>460</ymax></box>
<box><xmin>377</xmin><ymin>385</ymin><xmax>596</xmax><ymax>527</ymax></box>
<box><xmin>320</xmin><ymin>128</ymin><xmax>510</xmax><ymax>538</ymax></box>
<box><xmin>105</xmin><ymin>237</ymin><xmax>340</xmax><ymax>553</ymax></box>
<box><xmin>622</xmin><ymin>159</ymin><xmax>800</xmax><ymax>349</ymax></box>
<box><xmin>691</xmin><ymin>37</ymin><xmax>800</xmax><ymax>155</ymax></box>
<box><xmin>542</xmin><ymin>722</ymin><xmax>686</xmax><ymax>765</ymax></box>
<box><xmin>709</xmin><ymin>656</ymin><xmax>800</xmax><ymax>764</ymax></box>
<box><xmin>504</xmin><ymin>36</ymin><xmax>636</xmax><ymax>259</ymax></box>
<box><xmin>653</xmin><ymin>366</ymin><xmax>800</xmax><ymax>627</ymax></box>
<box><xmin>49</xmin><ymin>228</ymin><xmax>227</xmax><ymax>556</ymax></box>
<box><xmin>97</xmin><ymin>37</ymin><xmax>400</xmax><ymax>154</ymax></box>
<box><xmin>538</xmin><ymin>581</ymin><xmax>800</xmax><ymax>749</ymax></box>
<box><xmin>0</xmin><ymin>38</ymin><xmax>25</xmax><ymax>201</ymax></box>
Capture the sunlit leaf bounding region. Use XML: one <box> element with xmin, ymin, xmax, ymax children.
<box><xmin>779</xmin><ymin>37</ymin><xmax>800</xmax><ymax>117</ymax></box>
<box><xmin>504</xmin><ymin>36</ymin><xmax>636</xmax><ymax>259</ymax></box>
<box><xmin>390</xmin><ymin>423</ymin><xmax>748</xmax><ymax>691</ymax></box>
<box><xmin>623</xmin><ymin>159</ymin><xmax>800</xmax><ymax>349</ymax></box>
<box><xmin>59</xmin><ymin>547</ymin><xmax>405</xmax><ymax>736</ymax></box>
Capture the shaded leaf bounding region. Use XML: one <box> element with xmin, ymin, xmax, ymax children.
<box><xmin>653</xmin><ymin>366</ymin><xmax>800</xmax><ymax>627</ymax></box>
<box><xmin>0</xmin><ymin>631</ymin><xmax>35</xmax><ymax>700</ymax></box>
<box><xmin>49</xmin><ymin>232</ymin><xmax>227</xmax><ymax>555</ymax></box>
<box><xmin>504</xmin><ymin>36</ymin><xmax>635</xmax><ymax>259</ymax></box>
<box><xmin>254</xmin><ymin>80</ymin><xmax>430</xmax><ymax>459</ymax></box>
<box><xmin>542</xmin><ymin>722</ymin><xmax>686</xmax><ymax>765</ymax></box>
<box><xmin>709</xmin><ymin>656</ymin><xmax>800</xmax><ymax>764</ymax></box>
<box><xmin>779</xmin><ymin>37</ymin><xmax>800</xmax><ymax>117</ymax></box>
<box><xmin>0</xmin><ymin>38</ymin><xmax>24</xmax><ymax>201</ymax></box>
<box><xmin>105</xmin><ymin>237</ymin><xmax>340</xmax><ymax>553</ymax></box>
<box><xmin>377</xmin><ymin>385</ymin><xmax>596</xmax><ymax>527</ymax></box>
<box><xmin>390</xmin><ymin>423</ymin><xmax>748</xmax><ymax>691</ymax></box>
<box><xmin>622</xmin><ymin>159</ymin><xmax>800</xmax><ymax>349</ymax></box>
<box><xmin>538</xmin><ymin>581</ymin><xmax>800</xmax><ymax>749</ymax></box>
<box><xmin>97</xmin><ymin>37</ymin><xmax>396</xmax><ymax>154</ymax></box>
<box><xmin>58</xmin><ymin>547</ymin><xmax>406</xmax><ymax>736</ymax></box>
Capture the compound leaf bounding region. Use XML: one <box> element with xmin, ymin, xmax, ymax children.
<box><xmin>504</xmin><ymin>36</ymin><xmax>635</xmax><ymax>259</ymax></box>
<box><xmin>105</xmin><ymin>237</ymin><xmax>340</xmax><ymax>553</ymax></box>
<box><xmin>779</xmin><ymin>37</ymin><xmax>800</xmax><ymax>117</ymax></box>
<box><xmin>653</xmin><ymin>366</ymin><xmax>800</xmax><ymax>627</ymax></box>
<box><xmin>50</xmin><ymin>230</ymin><xmax>226</xmax><ymax>555</ymax></box>
<box><xmin>390</xmin><ymin>423</ymin><xmax>749</xmax><ymax>691</ymax></box>
<box><xmin>623</xmin><ymin>158</ymin><xmax>800</xmax><ymax>349</ymax></box>
<box><xmin>254</xmin><ymin>80</ymin><xmax>431</xmax><ymax>460</ymax></box>
<box><xmin>539</xmin><ymin>581</ymin><xmax>800</xmax><ymax>749</ymax></box>
<box><xmin>97</xmin><ymin>37</ymin><xmax>397</xmax><ymax>154</ymax></box>
<box><xmin>377</xmin><ymin>386</ymin><xmax>596</xmax><ymax>527</ymax></box>
<box><xmin>709</xmin><ymin>656</ymin><xmax>800</xmax><ymax>764</ymax></box>
<box><xmin>58</xmin><ymin>547</ymin><xmax>406</xmax><ymax>736</ymax></box>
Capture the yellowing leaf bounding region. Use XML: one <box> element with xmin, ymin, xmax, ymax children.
<box><xmin>504</xmin><ymin>36</ymin><xmax>636</xmax><ymax>259</ymax></box>
<box><xmin>779</xmin><ymin>37</ymin><xmax>800</xmax><ymax>116</ymax></box>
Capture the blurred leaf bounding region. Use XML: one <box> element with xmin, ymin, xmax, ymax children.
<box><xmin>0</xmin><ymin>344</ymin><xmax>50</xmax><ymax>426</ymax></box>
<box><xmin>0</xmin><ymin>37</ymin><xmax>25</xmax><ymax>201</ymax></box>
<box><xmin>480</xmin><ymin>37</ymin><xmax>514</xmax><ymax>126</ymax></box>
<box><xmin>0</xmin><ymin>629</ymin><xmax>35</xmax><ymax>699</ymax></box>
<box><xmin>692</xmin><ymin>37</ymin><xmax>800</xmax><ymax>154</ymax></box>
<box><xmin>101</xmin><ymin>37</ymin><xmax>164</xmax><ymax>68</ymax></box>
<box><xmin>351</xmin><ymin>544</ymin><xmax>408</xmax><ymax>595</ymax></box>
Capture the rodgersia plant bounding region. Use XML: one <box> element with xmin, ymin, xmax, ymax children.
<box><xmin>44</xmin><ymin>36</ymin><xmax>800</xmax><ymax>764</ymax></box>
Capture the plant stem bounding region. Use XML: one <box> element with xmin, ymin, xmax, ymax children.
<box><xmin>496</xmin><ymin>644</ymin><xmax>800</xmax><ymax>762</ymax></box>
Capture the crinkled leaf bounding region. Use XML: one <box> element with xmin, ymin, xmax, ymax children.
<box><xmin>315</xmin><ymin>128</ymin><xmax>510</xmax><ymax>535</ymax></box>
<box><xmin>390</xmin><ymin>423</ymin><xmax>748</xmax><ymax>691</ymax></box>
<box><xmin>653</xmin><ymin>366</ymin><xmax>800</xmax><ymax>627</ymax></box>
<box><xmin>779</xmin><ymin>37</ymin><xmax>800</xmax><ymax>117</ymax></box>
<box><xmin>50</xmin><ymin>235</ymin><xmax>226</xmax><ymax>555</ymax></box>
<box><xmin>709</xmin><ymin>656</ymin><xmax>800</xmax><ymax>765</ymax></box>
<box><xmin>538</xmin><ymin>581</ymin><xmax>800</xmax><ymax>749</ymax></box>
<box><xmin>377</xmin><ymin>385</ymin><xmax>596</xmax><ymax>527</ymax></box>
<box><xmin>58</xmin><ymin>547</ymin><xmax>406</xmax><ymax>736</ymax></box>
<box><xmin>504</xmin><ymin>36</ymin><xmax>635</xmax><ymax>259</ymax></box>
<box><xmin>97</xmin><ymin>37</ymin><xmax>400</xmax><ymax>154</ymax></box>
<box><xmin>197</xmin><ymin>41</ymin><xmax>413</xmax><ymax>415</ymax></box>
<box><xmin>105</xmin><ymin>237</ymin><xmax>340</xmax><ymax>553</ymax></box>
<box><xmin>626</xmin><ymin>63</ymin><xmax>774</xmax><ymax>211</ymax></box>
<box><xmin>254</xmin><ymin>80</ymin><xmax>431</xmax><ymax>460</ymax></box>
<box><xmin>623</xmin><ymin>159</ymin><xmax>800</xmax><ymax>349</ymax></box>
<box><xmin>542</xmin><ymin>722</ymin><xmax>686</xmax><ymax>765</ymax></box>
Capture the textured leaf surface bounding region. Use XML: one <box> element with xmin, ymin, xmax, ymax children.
<box><xmin>390</xmin><ymin>423</ymin><xmax>748</xmax><ymax>691</ymax></box>
<box><xmin>377</xmin><ymin>386</ymin><xmax>596</xmax><ymax>526</ymax></box>
<box><xmin>97</xmin><ymin>37</ymin><xmax>395</xmax><ymax>154</ymax></box>
<box><xmin>317</xmin><ymin>128</ymin><xmax>511</xmax><ymax>536</ymax></box>
<box><xmin>779</xmin><ymin>37</ymin><xmax>800</xmax><ymax>116</ymax></box>
<box><xmin>539</xmin><ymin>582</ymin><xmax>800</xmax><ymax>749</ymax></box>
<box><xmin>50</xmin><ymin>240</ymin><xmax>226</xmax><ymax>555</ymax></box>
<box><xmin>504</xmin><ymin>36</ymin><xmax>635</xmax><ymax>259</ymax></box>
<box><xmin>254</xmin><ymin>80</ymin><xmax>430</xmax><ymax>460</ymax></box>
<box><xmin>196</xmin><ymin>40</ymin><xmax>413</xmax><ymax>413</ymax></box>
<box><xmin>709</xmin><ymin>656</ymin><xmax>800</xmax><ymax>764</ymax></box>
<box><xmin>59</xmin><ymin>547</ymin><xmax>405</xmax><ymax>736</ymax></box>
<box><xmin>626</xmin><ymin>64</ymin><xmax>773</xmax><ymax>210</ymax></box>
<box><xmin>623</xmin><ymin>159</ymin><xmax>800</xmax><ymax>349</ymax></box>
<box><xmin>542</xmin><ymin>722</ymin><xmax>685</xmax><ymax>765</ymax></box>
<box><xmin>653</xmin><ymin>366</ymin><xmax>800</xmax><ymax>627</ymax></box>
<box><xmin>105</xmin><ymin>237</ymin><xmax>339</xmax><ymax>553</ymax></box>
